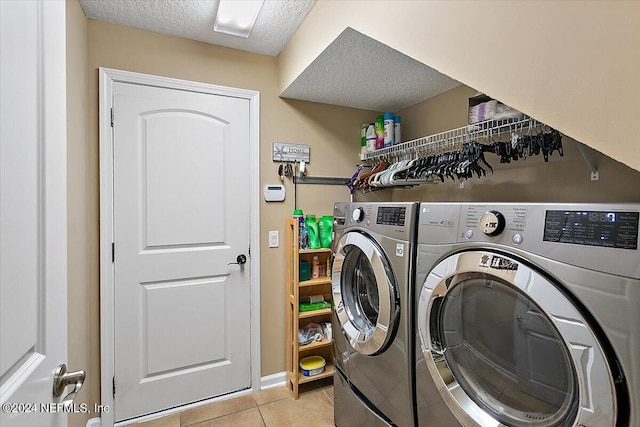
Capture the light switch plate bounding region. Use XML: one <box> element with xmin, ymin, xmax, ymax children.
<box><xmin>269</xmin><ymin>231</ymin><xmax>279</xmax><ymax>248</ymax></box>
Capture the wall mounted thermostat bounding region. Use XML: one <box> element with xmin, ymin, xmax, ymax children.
<box><xmin>264</xmin><ymin>184</ymin><xmax>286</xmax><ymax>202</ymax></box>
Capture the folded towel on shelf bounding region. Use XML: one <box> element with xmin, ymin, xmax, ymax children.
<box><xmin>299</xmin><ymin>301</ymin><xmax>331</xmax><ymax>312</ymax></box>
<box><xmin>469</xmin><ymin>100</ymin><xmax>524</xmax><ymax>124</ymax></box>
<box><xmin>298</xmin><ymin>322</ymin><xmax>324</xmax><ymax>345</ymax></box>
<box><xmin>468</xmin><ymin>99</ymin><xmax>497</xmax><ymax>124</ymax></box>
<box><xmin>493</xmin><ymin>102</ymin><xmax>524</xmax><ymax>121</ymax></box>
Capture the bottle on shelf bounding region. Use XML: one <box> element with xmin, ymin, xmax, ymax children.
<box><xmin>306</xmin><ymin>215</ymin><xmax>320</xmax><ymax>249</ymax></box>
<box><xmin>375</xmin><ymin>115</ymin><xmax>384</xmax><ymax>149</ymax></box>
<box><xmin>394</xmin><ymin>115</ymin><xmax>401</xmax><ymax>145</ymax></box>
<box><xmin>366</xmin><ymin>123</ymin><xmax>376</xmax><ymax>152</ymax></box>
<box><xmin>360</xmin><ymin>123</ymin><xmax>368</xmax><ymax>155</ymax></box>
<box><xmin>384</xmin><ymin>112</ymin><xmax>394</xmax><ymax>147</ymax></box>
<box><xmin>294</xmin><ymin>209</ymin><xmax>307</xmax><ymax>249</ymax></box>
<box><xmin>311</xmin><ymin>255</ymin><xmax>320</xmax><ymax>279</ymax></box>
<box><xmin>318</xmin><ymin>215</ymin><xmax>333</xmax><ymax>249</ymax></box>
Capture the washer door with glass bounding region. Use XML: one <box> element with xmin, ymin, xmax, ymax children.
<box><xmin>332</xmin><ymin>231</ymin><xmax>397</xmax><ymax>356</ymax></box>
<box><xmin>417</xmin><ymin>250</ymin><xmax>619</xmax><ymax>427</ymax></box>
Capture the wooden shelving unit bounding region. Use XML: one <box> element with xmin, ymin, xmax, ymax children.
<box><xmin>299</xmin><ymin>308</ymin><xmax>332</xmax><ymax>319</ymax></box>
<box><xmin>285</xmin><ymin>218</ymin><xmax>334</xmax><ymax>399</ymax></box>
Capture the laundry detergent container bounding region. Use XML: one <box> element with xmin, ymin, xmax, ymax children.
<box><xmin>305</xmin><ymin>215</ymin><xmax>320</xmax><ymax>249</ymax></box>
<box><xmin>318</xmin><ymin>215</ymin><xmax>333</xmax><ymax>248</ymax></box>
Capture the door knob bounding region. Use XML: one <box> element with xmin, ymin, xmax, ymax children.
<box><xmin>228</xmin><ymin>254</ymin><xmax>247</xmax><ymax>265</ymax></box>
<box><xmin>53</xmin><ymin>363</ymin><xmax>85</xmax><ymax>409</ymax></box>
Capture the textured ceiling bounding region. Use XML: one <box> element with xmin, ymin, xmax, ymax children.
<box><xmin>79</xmin><ymin>2</ymin><xmax>460</xmax><ymax>112</ymax></box>
<box><xmin>280</xmin><ymin>28</ymin><xmax>461</xmax><ymax>112</ymax></box>
<box><xmin>78</xmin><ymin>0</ymin><xmax>315</xmax><ymax>56</ymax></box>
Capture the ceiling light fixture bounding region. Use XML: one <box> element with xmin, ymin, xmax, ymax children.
<box><xmin>214</xmin><ymin>0</ymin><xmax>264</xmax><ymax>38</ymax></box>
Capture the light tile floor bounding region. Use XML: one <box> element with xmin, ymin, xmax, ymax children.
<box><xmin>135</xmin><ymin>379</ymin><xmax>334</xmax><ymax>427</ymax></box>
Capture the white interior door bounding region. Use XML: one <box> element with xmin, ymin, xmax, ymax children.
<box><xmin>112</xmin><ymin>82</ymin><xmax>252</xmax><ymax>421</ymax></box>
<box><xmin>1</xmin><ymin>1</ymin><xmax>72</xmax><ymax>426</ymax></box>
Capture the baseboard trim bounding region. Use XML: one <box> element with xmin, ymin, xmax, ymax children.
<box><xmin>95</xmin><ymin>372</ymin><xmax>287</xmax><ymax>427</ymax></box>
<box><xmin>259</xmin><ymin>371</ymin><xmax>286</xmax><ymax>390</ymax></box>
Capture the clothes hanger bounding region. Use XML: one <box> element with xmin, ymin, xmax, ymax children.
<box><xmin>388</xmin><ymin>158</ymin><xmax>420</xmax><ymax>185</ymax></box>
<box><xmin>354</xmin><ymin>160</ymin><xmax>389</xmax><ymax>190</ymax></box>
<box><xmin>376</xmin><ymin>159</ymin><xmax>412</xmax><ymax>187</ymax></box>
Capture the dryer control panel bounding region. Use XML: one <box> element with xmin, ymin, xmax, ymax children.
<box><xmin>543</xmin><ymin>210</ymin><xmax>638</xmax><ymax>250</ymax></box>
<box><xmin>417</xmin><ymin>202</ymin><xmax>640</xmax><ymax>278</ymax></box>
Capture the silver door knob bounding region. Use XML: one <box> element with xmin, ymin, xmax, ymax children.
<box><xmin>53</xmin><ymin>363</ymin><xmax>85</xmax><ymax>408</ymax></box>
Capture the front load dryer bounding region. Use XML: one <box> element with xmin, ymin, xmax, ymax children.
<box><xmin>333</xmin><ymin>202</ymin><xmax>418</xmax><ymax>427</ymax></box>
<box><xmin>415</xmin><ymin>203</ymin><xmax>639</xmax><ymax>427</ymax></box>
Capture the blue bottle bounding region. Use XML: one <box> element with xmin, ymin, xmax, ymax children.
<box><xmin>294</xmin><ymin>209</ymin><xmax>307</xmax><ymax>249</ymax></box>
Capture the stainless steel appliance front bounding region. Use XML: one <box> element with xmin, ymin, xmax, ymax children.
<box><xmin>333</xmin><ymin>202</ymin><xmax>418</xmax><ymax>427</ymax></box>
<box><xmin>415</xmin><ymin>203</ymin><xmax>638</xmax><ymax>427</ymax></box>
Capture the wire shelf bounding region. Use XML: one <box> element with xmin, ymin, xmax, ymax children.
<box><xmin>360</xmin><ymin>116</ymin><xmax>544</xmax><ymax>162</ymax></box>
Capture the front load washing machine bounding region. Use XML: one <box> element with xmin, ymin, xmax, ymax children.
<box><xmin>332</xmin><ymin>202</ymin><xmax>418</xmax><ymax>427</ymax></box>
<box><xmin>415</xmin><ymin>203</ymin><xmax>639</xmax><ymax>427</ymax></box>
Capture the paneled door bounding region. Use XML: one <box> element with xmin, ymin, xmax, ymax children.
<box><xmin>1</xmin><ymin>1</ymin><xmax>74</xmax><ymax>427</ymax></box>
<box><xmin>112</xmin><ymin>82</ymin><xmax>251</xmax><ymax>421</ymax></box>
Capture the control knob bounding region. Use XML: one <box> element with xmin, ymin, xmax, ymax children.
<box><xmin>352</xmin><ymin>208</ymin><xmax>364</xmax><ymax>222</ymax></box>
<box><xmin>479</xmin><ymin>210</ymin><xmax>506</xmax><ymax>236</ymax></box>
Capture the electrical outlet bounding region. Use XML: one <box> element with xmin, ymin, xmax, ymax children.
<box><xmin>269</xmin><ymin>231</ymin><xmax>279</xmax><ymax>248</ymax></box>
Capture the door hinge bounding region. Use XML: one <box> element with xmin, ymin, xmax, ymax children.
<box><xmin>110</xmin><ymin>108</ymin><xmax>114</xmax><ymax>127</ymax></box>
<box><xmin>112</xmin><ymin>377</ymin><xmax>116</xmax><ymax>396</ymax></box>
<box><xmin>112</xmin><ymin>242</ymin><xmax>115</xmax><ymax>263</ymax></box>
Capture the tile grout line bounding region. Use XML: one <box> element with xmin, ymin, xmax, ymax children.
<box><xmin>252</xmin><ymin>394</ymin><xmax>267</xmax><ymax>427</ymax></box>
<box><xmin>321</xmin><ymin>387</ymin><xmax>332</xmax><ymax>405</ymax></box>
<box><xmin>314</xmin><ymin>379</ymin><xmax>334</xmax><ymax>406</ymax></box>
<box><xmin>256</xmin><ymin>402</ymin><xmax>268</xmax><ymax>427</ymax></box>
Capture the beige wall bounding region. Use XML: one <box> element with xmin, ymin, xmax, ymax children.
<box><xmin>355</xmin><ymin>84</ymin><xmax>640</xmax><ymax>204</ymax></box>
<box><xmin>75</xmin><ymin>18</ymin><xmax>370</xmax><ymax>410</ymax></box>
<box><xmin>66</xmin><ymin>2</ymin><xmax>91</xmax><ymax>427</ymax></box>
<box><xmin>279</xmin><ymin>1</ymin><xmax>640</xmax><ymax>172</ymax></box>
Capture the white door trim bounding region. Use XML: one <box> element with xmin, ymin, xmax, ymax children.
<box><xmin>98</xmin><ymin>68</ymin><xmax>261</xmax><ymax>426</ymax></box>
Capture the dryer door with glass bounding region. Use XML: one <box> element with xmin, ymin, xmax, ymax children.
<box><xmin>417</xmin><ymin>250</ymin><xmax>622</xmax><ymax>427</ymax></box>
<box><xmin>332</xmin><ymin>231</ymin><xmax>398</xmax><ymax>356</ymax></box>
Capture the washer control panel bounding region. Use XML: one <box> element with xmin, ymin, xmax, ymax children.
<box><xmin>334</xmin><ymin>203</ymin><xmax>418</xmax><ymax>243</ymax></box>
<box><xmin>376</xmin><ymin>206</ymin><xmax>406</xmax><ymax>226</ymax></box>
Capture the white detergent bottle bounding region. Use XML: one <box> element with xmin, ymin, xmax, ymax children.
<box><xmin>384</xmin><ymin>112</ymin><xmax>394</xmax><ymax>147</ymax></box>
